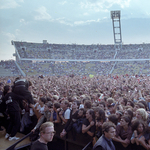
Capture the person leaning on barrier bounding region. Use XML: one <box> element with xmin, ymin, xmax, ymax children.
<box><xmin>12</xmin><ymin>77</ymin><xmax>34</xmax><ymax>104</ymax></box>
<box><xmin>93</xmin><ymin>121</ymin><xmax>116</xmax><ymax>150</ymax></box>
<box><xmin>30</xmin><ymin>122</ymin><xmax>55</xmax><ymax>150</ymax></box>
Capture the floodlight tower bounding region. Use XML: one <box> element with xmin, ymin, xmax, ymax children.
<box><xmin>111</xmin><ymin>11</ymin><xmax>122</xmax><ymax>50</ymax></box>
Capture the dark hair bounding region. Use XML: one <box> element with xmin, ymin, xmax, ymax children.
<box><xmin>121</xmin><ymin>115</ymin><xmax>131</xmax><ymax>125</ymax></box>
<box><xmin>87</xmin><ymin>109</ymin><xmax>95</xmax><ymax>120</ymax></box>
<box><xmin>132</xmin><ymin>120</ymin><xmax>147</xmax><ymax>134</ymax></box>
<box><xmin>63</xmin><ymin>100</ymin><xmax>69</xmax><ymax>107</ymax></box>
<box><xmin>123</xmin><ymin>97</ymin><xmax>128</xmax><ymax>106</ymax></box>
<box><xmin>74</xmin><ymin>100</ymin><xmax>81</xmax><ymax>107</ymax></box>
<box><xmin>99</xmin><ymin>101</ymin><xmax>106</xmax><ymax>108</ymax></box>
<box><xmin>127</xmin><ymin>100</ymin><xmax>134</xmax><ymax>108</ymax></box>
<box><xmin>54</xmin><ymin>102</ymin><xmax>60</xmax><ymax>109</ymax></box>
<box><xmin>108</xmin><ymin>114</ymin><xmax>118</xmax><ymax>125</ymax></box>
<box><xmin>84</xmin><ymin>100</ymin><xmax>92</xmax><ymax>109</ymax></box>
<box><xmin>135</xmin><ymin>103</ymin><xmax>145</xmax><ymax>109</ymax></box>
<box><xmin>79</xmin><ymin>108</ymin><xmax>86</xmax><ymax>115</ymax></box>
<box><xmin>97</xmin><ymin>109</ymin><xmax>106</xmax><ymax>122</ymax></box>
<box><xmin>39</xmin><ymin>97</ymin><xmax>47</xmax><ymax>104</ymax></box>
<box><xmin>138</xmin><ymin>101</ymin><xmax>148</xmax><ymax>111</ymax></box>
<box><xmin>125</xmin><ymin>109</ymin><xmax>133</xmax><ymax>120</ymax></box>
<box><xmin>102</xmin><ymin>122</ymin><xmax>116</xmax><ymax>134</ymax></box>
<box><xmin>3</xmin><ymin>85</ymin><xmax>10</xmax><ymax>96</ymax></box>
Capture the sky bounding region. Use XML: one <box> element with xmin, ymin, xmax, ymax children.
<box><xmin>0</xmin><ymin>0</ymin><xmax>150</xmax><ymax>60</ymax></box>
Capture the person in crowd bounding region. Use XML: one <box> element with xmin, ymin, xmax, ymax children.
<box><xmin>0</xmin><ymin>82</ymin><xmax>5</xmax><ymax>131</ymax></box>
<box><xmin>12</xmin><ymin>77</ymin><xmax>34</xmax><ymax>104</ymax></box>
<box><xmin>50</xmin><ymin>102</ymin><xmax>60</xmax><ymax>123</ymax></box>
<box><xmin>133</xmin><ymin>108</ymin><xmax>148</xmax><ymax>123</ymax></box>
<box><xmin>72</xmin><ymin>108</ymin><xmax>86</xmax><ymax>133</ymax></box>
<box><xmin>93</xmin><ymin>121</ymin><xmax>116</xmax><ymax>150</ymax></box>
<box><xmin>3</xmin><ymin>85</ymin><xmax>25</xmax><ymax>141</ymax></box>
<box><xmin>131</xmin><ymin>120</ymin><xmax>148</xmax><ymax>150</ymax></box>
<box><xmin>60</xmin><ymin>100</ymin><xmax>79</xmax><ymax>137</ymax></box>
<box><xmin>30</xmin><ymin>122</ymin><xmax>55</xmax><ymax>150</ymax></box>
<box><xmin>82</xmin><ymin>109</ymin><xmax>96</xmax><ymax>137</ymax></box>
<box><xmin>113</xmin><ymin>115</ymin><xmax>133</xmax><ymax>150</ymax></box>
<box><xmin>58</xmin><ymin>100</ymin><xmax>71</xmax><ymax>124</ymax></box>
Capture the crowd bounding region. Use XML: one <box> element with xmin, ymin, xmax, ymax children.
<box><xmin>16</xmin><ymin>60</ymin><xmax>150</xmax><ymax>76</ymax></box>
<box><xmin>0</xmin><ymin>60</ymin><xmax>21</xmax><ymax>76</ymax></box>
<box><xmin>14</xmin><ymin>41</ymin><xmax>150</xmax><ymax>60</ymax></box>
<box><xmin>0</xmin><ymin>74</ymin><xmax>150</xmax><ymax>150</ymax></box>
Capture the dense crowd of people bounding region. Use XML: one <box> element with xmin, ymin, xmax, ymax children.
<box><xmin>0</xmin><ymin>75</ymin><xmax>150</xmax><ymax>150</ymax></box>
<box><xmin>14</xmin><ymin>41</ymin><xmax>150</xmax><ymax>60</ymax></box>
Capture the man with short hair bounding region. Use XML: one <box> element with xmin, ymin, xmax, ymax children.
<box><xmin>30</xmin><ymin>122</ymin><xmax>55</xmax><ymax>150</ymax></box>
<box><xmin>59</xmin><ymin>100</ymin><xmax>71</xmax><ymax>124</ymax></box>
<box><xmin>93</xmin><ymin>122</ymin><xmax>116</xmax><ymax>150</ymax></box>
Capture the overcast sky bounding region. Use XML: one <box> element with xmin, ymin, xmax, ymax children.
<box><xmin>0</xmin><ymin>0</ymin><xmax>150</xmax><ymax>60</ymax></box>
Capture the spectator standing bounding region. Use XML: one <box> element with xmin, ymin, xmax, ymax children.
<box><xmin>93</xmin><ymin>121</ymin><xmax>116</xmax><ymax>150</ymax></box>
<box><xmin>30</xmin><ymin>122</ymin><xmax>55</xmax><ymax>150</ymax></box>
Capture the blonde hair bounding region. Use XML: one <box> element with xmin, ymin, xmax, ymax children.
<box><xmin>40</xmin><ymin>122</ymin><xmax>54</xmax><ymax>133</ymax></box>
<box><xmin>107</xmin><ymin>97</ymin><xmax>115</xmax><ymax>104</ymax></box>
<box><xmin>136</xmin><ymin>108</ymin><xmax>147</xmax><ymax>121</ymax></box>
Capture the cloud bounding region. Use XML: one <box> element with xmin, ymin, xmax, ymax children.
<box><xmin>83</xmin><ymin>12</ymin><xmax>89</xmax><ymax>16</ymax></box>
<box><xmin>79</xmin><ymin>0</ymin><xmax>131</xmax><ymax>12</ymax></box>
<box><xmin>74</xmin><ymin>19</ymin><xmax>101</xmax><ymax>25</ymax></box>
<box><xmin>19</xmin><ymin>18</ymin><xmax>28</xmax><ymax>25</ymax></box>
<box><xmin>0</xmin><ymin>0</ymin><xmax>21</xmax><ymax>9</ymax></box>
<box><xmin>59</xmin><ymin>1</ymin><xmax>67</xmax><ymax>5</ymax></box>
<box><xmin>34</xmin><ymin>6</ymin><xmax>52</xmax><ymax>21</ymax></box>
<box><xmin>2</xmin><ymin>32</ymin><xmax>16</xmax><ymax>40</ymax></box>
<box><xmin>15</xmin><ymin>29</ymin><xmax>20</xmax><ymax>35</ymax></box>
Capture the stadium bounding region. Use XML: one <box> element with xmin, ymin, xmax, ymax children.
<box><xmin>0</xmin><ymin>5</ymin><xmax>150</xmax><ymax>150</ymax></box>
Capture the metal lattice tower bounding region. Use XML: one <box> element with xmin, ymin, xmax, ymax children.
<box><xmin>111</xmin><ymin>11</ymin><xmax>122</xmax><ymax>50</ymax></box>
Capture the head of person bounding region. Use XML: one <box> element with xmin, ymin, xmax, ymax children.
<box><xmin>0</xmin><ymin>83</ymin><xmax>4</xmax><ymax>91</ymax></box>
<box><xmin>72</xmin><ymin>100</ymin><xmax>80</xmax><ymax>109</ymax></box>
<box><xmin>120</xmin><ymin>115</ymin><xmax>131</xmax><ymax>127</ymax></box>
<box><xmin>124</xmin><ymin>109</ymin><xmax>133</xmax><ymax>120</ymax></box>
<box><xmin>121</xmin><ymin>97</ymin><xmax>128</xmax><ymax>106</ymax></box>
<box><xmin>53</xmin><ymin>102</ymin><xmax>60</xmax><ymax>111</ymax></box>
<box><xmin>39</xmin><ymin>97</ymin><xmax>47</xmax><ymax>106</ymax></box>
<box><xmin>102</xmin><ymin>122</ymin><xmax>116</xmax><ymax>140</ymax></box>
<box><xmin>44</xmin><ymin>102</ymin><xmax>53</xmax><ymax>112</ymax></box>
<box><xmin>136</xmin><ymin>108</ymin><xmax>147</xmax><ymax>121</ymax></box>
<box><xmin>3</xmin><ymin>85</ymin><xmax>11</xmax><ymax>96</ymax></box>
<box><xmin>106</xmin><ymin>97</ymin><xmax>115</xmax><ymax>107</ymax></box>
<box><xmin>99</xmin><ymin>101</ymin><xmax>106</xmax><ymax>110</ymax></box>
<box><xmin>115</xmin><ymin>110</ymin><xmax>123</xmax><ymax>120</ymax></box>
<box><xmin>40</xmin><ymin>122</ymin><xmax>55</xmax><ymax>143</ymax></box>
<box><xmin>108</xmin><ymin>114</ymin><xmax>118</xmax><ymax>125</ymax></box>
<box><xmin>78</xmin><ymin>108</ymin><xmax>86</xmax><ymax>118</ymax></box>
<box><xmin>138</xmin><ymin>100</ymin><xmax>148</xmax><ymax>111</ymax></box>
<box><xmin>84</xmin><ymin>100</ymin><xmax>92</xmax><ymax>109</ymax></box>
<box><xmin>96</xmin><ymin>108</ymin><xmax>106</xmax><ymax>122</ymax></box>
<box><xmin>86</xmin><ymin>109</ymin><xmax>95</xmax><ymax>120</ymax></box>
<box><xmin>132</xmin><ymin>120</ymin><xmax>146</xmax><ymax>134</ymax></box>
<box><xmin>61</xmin><ymin>100</ymin><xmax>69</xmax><ymax>110</ymax></box>
<box><xmin>134</xmin><ymin>103</ymin><xmax>145</xmax><ymax>111</ymax></box>
<box><xmin>126</xmin><ymin>100</ymin><xmax>134</xmax><ymax>108</ymax></box>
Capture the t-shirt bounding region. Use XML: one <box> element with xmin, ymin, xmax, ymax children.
<box><xmin>64</xmin><ymin>108</ymin><xmax>71</xmax><ymax>119</ymax></box>
<box><xmin>30</xmin><ymin>140</ymin><xmax>48</xmax><ymax>150</ymax></box>
<box><xmin>116</xmin><ymin>125</ymin><xmax>133</xmax><ymax>140</ymax></box>
<box><xmin>82</xmin><ymin>118</ymin><xmax>96</xmax><ymax>135</ymax></box>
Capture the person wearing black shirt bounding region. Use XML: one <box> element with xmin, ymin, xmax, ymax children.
<box><xmin>82</xmin><ymin>109</ymin><xmax>96</xmax><ymax>137</ymax></box>
<box><xmin>30</xmin><ymin>122</ymin><xmax>55</xmax><ymax>150</ymax></box>
<box><xmin>0</xmin><ymin>82</ymin><xmax>5</xmax><ymax>131</ymax></box>
<box><xmin>3</xmin><ymin>85</ymin><xmax>25</xmax><ymax>141</ymax></box>
<box><xmin>12</xmin><ymin>77</ymin><xmax>34</xmax><ymax>104</ymax></box>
